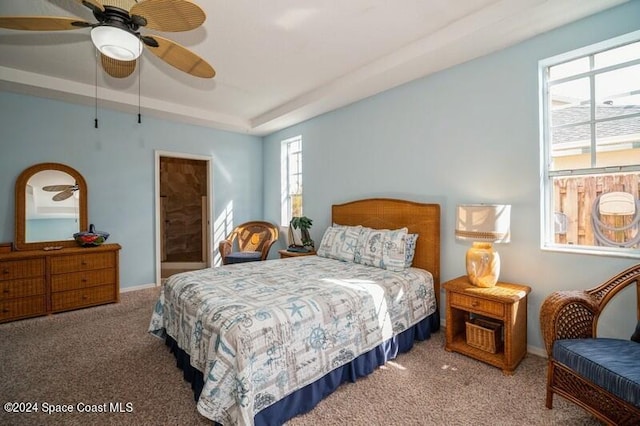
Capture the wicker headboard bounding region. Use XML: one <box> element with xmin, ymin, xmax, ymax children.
<box><xmin>332</xmin><ymin>198</ymin><xmax>441</xmax><ymax>303</ymax></box>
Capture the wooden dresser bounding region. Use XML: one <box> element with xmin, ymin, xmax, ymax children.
<box><xmin>0</xmin><ymin>243</ymin><xmax>120</xmax><ymax>323</ymax></box>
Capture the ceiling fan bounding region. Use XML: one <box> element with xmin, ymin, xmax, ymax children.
<box><xmin>43</xmin><ymin>184</ymin><xmax>79</xmax><ymax>201</ymax></box>
<box><xmin>0</xmin><ymin>0</ymin><xmax>215</xmax><ymax>79</ymax></box>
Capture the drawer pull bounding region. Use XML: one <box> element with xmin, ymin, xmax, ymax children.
<box><xmin>81</xmin><ymin>278</ymin><xmax>88</xmax><ymax>283</ymax></box>
<box><xmin>81</xmin><ymin>261</ymin><xmax>88</xmax><ymax>266</ymax></box>
<box><xmin>2</xmin><ymin>289</ymin><xmax>9</xmax><ymax>294</ymax></box>
<box><xmin>82</xmin><ymin>295</ymin><xmax>88</xmax><ymax>300</ymax></box>
<box><xmin>2</xmin><ymin>269</ymin><xmax>8</xmax><ymax>274</ymax></box>
<box><xmin>471</xmin><ymin>301</ymin><xmax>480</xmax><ymax>307</ymax></box>
<box><xmin>2</xmin><ymin>308</ymin><xmax>9</xmax><ymax>313</ymax></box>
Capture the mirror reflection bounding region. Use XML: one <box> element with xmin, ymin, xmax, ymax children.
<box><xmin>25</xmin><ymin>170</ymin><xmax>80</xmax><ymax>242</ymax></box>
<box><xmin>25</xmin><ymin>170</ymin><xmax>80</xmax><ymax>243</ymax></box>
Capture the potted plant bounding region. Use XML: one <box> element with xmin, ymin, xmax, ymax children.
<box><xmin>290</xmin><ymin>216</ymin><xmax>314</xmax><ymax>249</ymax></box>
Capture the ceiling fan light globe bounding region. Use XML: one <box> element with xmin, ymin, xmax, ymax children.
<box><xmin>91</xmin><ymin>26</ymin><xmax>142</xmax><ymax>61</ymax></box>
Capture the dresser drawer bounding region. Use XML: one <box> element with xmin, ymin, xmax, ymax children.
<box><xmin>0</xmin><ymin>277</ymin><xmax>46</xmax><ymax>301</ymax></box>
<box><xmin>51</xmin><ymin>284</ymin><xmax>117</xmax><ymax>312</ymax></box>
<box><xmin>0</xmin><ymin>295</ymin><xmax>46</xmax><ymax>322</ymax></box>
<box><xmin>0</xmin><ymin>258</ymin><xmax>45</xmax><ymax>281</ymax></box>
<box><xmin>50</xmin><ymin>252</ymin><xmax>115</xmax><ymax>274</ymax></box>
<box><xmin>449</xmin><ymin>292</ymin><xmax>505</xmax><ymax>318</ymax></box>
<box><xmin>51</xmin><ymin>268</ymin><xmax>116</xmax><ymax>292</ymax></box>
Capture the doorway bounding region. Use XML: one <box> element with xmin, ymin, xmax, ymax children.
<box><xmin>155</xmin><ymin>152</ymin><xmax>212</xmax><ymax>283</ymax></box>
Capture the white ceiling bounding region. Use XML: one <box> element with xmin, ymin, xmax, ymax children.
<box><xmin>0</xmin><ymin>0</ymin><xmax>629</xmax><ymax>136</ymax></box>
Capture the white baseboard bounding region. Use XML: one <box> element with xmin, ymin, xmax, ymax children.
<box><xmin>527</xmin><ymin>345</ymin><xmax>547</xmax><ymax>358</ymax></box>
<box><xmin>120</xmin><ymin>283</ymin><xmax>158</xmax><ymax>293</ymax></box>
<box><xmin>161</xmin><ymin>261</ymin><xmax>206</xmax><ymax>269</ymax></box>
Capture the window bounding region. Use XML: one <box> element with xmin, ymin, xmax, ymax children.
<box><xmin>281</xmin><ymin>135</ymin><xmax>303</xmax><ymax>226</ymax></box>
<box><xmin>540</xmin><ymin>31</ymin><xmax>640</xmax><ymax>257</ymax></box>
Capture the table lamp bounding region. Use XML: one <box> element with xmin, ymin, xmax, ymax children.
<box><xmin>455</xmin><ymin>204</ymin><xmax>511</xmax><ymax>287</ymax></box>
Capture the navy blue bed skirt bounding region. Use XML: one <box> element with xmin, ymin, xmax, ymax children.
<box><xmin>165</xmin><ymin>311</ymin><xmax>440</xmax><ymax>425</ymax></box>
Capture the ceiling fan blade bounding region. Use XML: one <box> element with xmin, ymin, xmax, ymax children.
<box><xmin>0</xmin><ymin>17</ymin><xmax>90</xmax><ymax>31</ymax></box>
<box><xmin>43</xmin><ymin>185</ymin><xmax>73</xmax><ymax>192</ymax></box>
<box><xmin>52</xmin><ymin>189</ymin><xmax>74</xmax><ymax>202</ymax></box>
<box><xmin>144</xmin><ymin>35</ymin><xmax>214</xmax><ymax>78</ymax></box>
<box><xmin>101</xmin><ymin>54</ymin><xmax>137</xmax><ymax>78</ymax></box>
<box><xmin>75</xmin><ymin>0</ymin><xmax>105</xmax><ymax>12</ymax></box>
<box><xmin>131</xmin><ymin>0</ymin><xmax>205</xmax><ymax>32</ymax></box>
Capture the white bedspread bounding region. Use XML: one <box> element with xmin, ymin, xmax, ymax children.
<box><xmin>149</xmin><ymin>256</ymin><xmax>436</xmax><ymax>425</ymax></box>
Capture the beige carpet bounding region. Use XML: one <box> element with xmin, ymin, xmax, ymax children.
<box><xmin>0</xmin><ymin>287</ymin><xmax>601</xmax><ymax>426</ymax></box>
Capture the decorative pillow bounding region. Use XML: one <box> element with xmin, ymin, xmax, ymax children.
<box><xmin>317</xmin><ymin>226</ymin><xmax>342</xmax><ymax>258</ymax></box>
<box><xmin>317</xmin><ymin>225</ymin><xmax>361</xmax><ymax>262</ymax></box>
<box><xmin>382</xmin><ymin>228</ymin><xmax>408</xmax><ymax>272</ymax></box>
<box><xmin>355</xmin><ymin>227</ymin><xmax>408</xmax><ymax>271</ymax></box>
<box><xmin>632</xmin><ymin>320</ymin><xmax>640</xmax><ymax>343</ymax></box>
<box><xmin>354</xmin><ymin>227</ymin><xmax>384</xmax><ymax>267</ymax></box>
<box><xmin>404</xmin><ymin>233</ymin><xmax>419</xmax><ymax>268</ymax></box>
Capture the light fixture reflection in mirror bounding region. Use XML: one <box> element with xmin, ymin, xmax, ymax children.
<box><xmin>25</xmin><ymin>170</ymin><xmax>80</xmax><ymax>243</ymax></box>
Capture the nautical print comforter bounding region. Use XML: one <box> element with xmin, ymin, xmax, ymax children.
<box><xmin>148</xmin><ymin>255</ymin><xmax>436</xmax><ymax>425</ymax></box>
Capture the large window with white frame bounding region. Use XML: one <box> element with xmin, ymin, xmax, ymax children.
<box><xmin>540</xmin><ymin>30</ymin><xmax>640</xmax><ymax>257</ymax></box>
<box><xmin>281</xmin><ymin>135</ymin><xmax>303</xmax><ymax>226</ymax></box>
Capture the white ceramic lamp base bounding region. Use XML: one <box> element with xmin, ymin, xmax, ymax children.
<box><xmin>466</xmin><ymin>242</ymin><xmax>500</xmax><ymax>287</ymax></box>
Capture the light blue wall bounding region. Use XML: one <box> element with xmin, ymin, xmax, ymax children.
<box><xmin>0</xmin><ymin>91</ymin><xmax>263</xmax><ymax>290</ymax></box>
<box><xmin>1</xmin><ymin>2</ymin><xmax>638</xmax><ymax>353</ymax></box>
<box><xmin>263</xmin><ymin>2</ymin><xmax>640</xmax><ymax>353</ymax></box>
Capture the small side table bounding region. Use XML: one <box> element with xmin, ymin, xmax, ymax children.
<box><xmin>278</xmin><ymin>249</ymin><xmax>317</xmax><ymax>259</ymax></box>
<box><xmin>443</xmin><ymin>275</ymin><xmax>531</xmax><ymax>374</ymax></box>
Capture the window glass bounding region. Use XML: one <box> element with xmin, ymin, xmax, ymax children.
<box><xmin>594</xmin><ymin>41</ymin><xmax>640</xmax><ymax>69</ymax></box>
<box><xmin>280</xmin><ymin>135</ymin><xmax>303</xmax><ymax>226</ymax></box>
<box><xmin>548</xmin><ymin>57</ymin><xmax>590</xmax><ymax>81</ymax></box>
<box><xmin>541</xmin><ymin>31</ymin><xmax>640</xmax><ymax>256</ymax></box>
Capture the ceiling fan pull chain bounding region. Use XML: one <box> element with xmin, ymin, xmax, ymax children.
<box><xmin>138</xmin><ymin>48</ymin><xmax>142</xmax><ymax>124</ymax></box>
<box><xmin>94</xmin><ymin>48</ymin><xmax>99</xmax><ymax>129</ymax></box>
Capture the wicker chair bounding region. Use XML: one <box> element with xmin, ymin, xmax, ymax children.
<box><xmin>539</xmin><ymin>264</ymin><xmax>640</xmax><ymax>425</ymax></box>
<box><xmin>219</xmin><ymin>221</ymin><xmax>279</xmax><ymax>265</ymax></box>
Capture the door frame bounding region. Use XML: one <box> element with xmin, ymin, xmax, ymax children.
<box><xmin>154</xmin><ymin>150</ymin><xmax>213</xmax><ymax>285</ymax></box>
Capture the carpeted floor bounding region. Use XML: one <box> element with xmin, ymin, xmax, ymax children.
<box><xmin>0</xmin><ymin>287</ymin><xmax>602</xmax><ymax>426</ymax></box>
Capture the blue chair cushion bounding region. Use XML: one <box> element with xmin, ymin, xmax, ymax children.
<box><xmin>225</xmin><ymin>251</ymin><xmax>262</xmax><ymax>264</ymax></box>
<box><xmin>553</xmin><ymin>338</ymin><xmax>640</xmax><ymax>407</ymax></box>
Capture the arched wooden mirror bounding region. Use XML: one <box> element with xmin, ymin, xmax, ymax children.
<box><xmin>15</xmin><ymin>163</ymin><xmax>88</xmax><ymax>251</ymax></box>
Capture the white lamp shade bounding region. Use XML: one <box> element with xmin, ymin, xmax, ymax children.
<box><xmin>91</xmin><ymin>26</ymin><xmax>143</xmax><ymax>61</ymax></box>
<box><xmin>455</xmin><ymin>204</ymin><xmax>511</xmax><ymax>243</ymax></box>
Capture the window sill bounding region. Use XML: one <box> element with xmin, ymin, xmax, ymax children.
<box><xmin>541</xmin><ymin>243</ymin><xmax>640</xmax><ymax>259</ymax></box>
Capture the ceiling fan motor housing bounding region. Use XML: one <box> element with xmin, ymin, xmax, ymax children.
<box><xmin>91</xmin><ymin>6</ymin><xmax>144</xmax><ymax>61</ymax></box>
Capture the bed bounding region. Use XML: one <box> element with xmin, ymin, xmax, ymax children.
<box><xmin>149</xmin><ymin>198</ymin><xmax>441</xmax><ymax>425</ymax></box>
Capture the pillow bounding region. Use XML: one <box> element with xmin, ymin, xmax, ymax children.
<box><xmin>354</xmin><ymin>227</ymin><xmax>408</xmax><ymax>271</ymax></box>
<box><xmin>317</xmin><ymin>225</ymin><xmax>361</xmax><ymax>262</ymax></box>
<box><xmin>382</xmin><ymin>228</ymin><xmax>409</xmax><ymax>271</ymax></box>
<box><xmin>632</xmin><ymin>320</ymin><xmax>640</xmax><ymax>343</ymax></box>
<box><xmin>404</xmin><ymin>233</ymin><xmax>419</xmax><ymax>268</ymax></box>
<box><xmin>354</xmin><ymin>227</ymin><xmax>383</xmax><ymax>267</ymax></box>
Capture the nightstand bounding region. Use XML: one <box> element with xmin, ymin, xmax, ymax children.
<box><xmin>278</xmin><ymin>249</ymin><xmax>317</xmax><ymax>259</ymax></box>
<box><xmin>443</xmin><ymin>275</ymin><xmax>531</xmax><ymax>374</ymax></box>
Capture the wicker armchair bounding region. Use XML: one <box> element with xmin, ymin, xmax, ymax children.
<box><xmin>539</xmin><ymin>264</ymin><xmax>640</xmax><ymax>425</ymax></box>
<box><xmin>219</xmin><ymin>221</ymin><xmax>279</xmax><ymax>265</ymax></box>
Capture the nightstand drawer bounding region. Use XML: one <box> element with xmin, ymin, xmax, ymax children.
<box><xmin>449</xmin><ymin>292</ymin><xmax>504</xmax><ymax>317</ymax></box>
